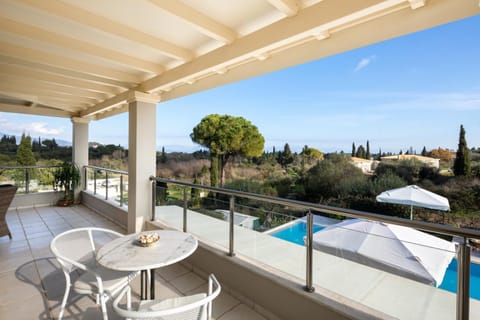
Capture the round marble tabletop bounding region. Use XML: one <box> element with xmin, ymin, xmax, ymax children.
<box><xmin>96</xmin><ymin>230</ymin><xmax>198</xmax><ymax>271</ymax></box>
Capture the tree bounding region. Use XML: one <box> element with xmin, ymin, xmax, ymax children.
<box><xmin>160</xmin><ymin>146</ymin><xmax>167</xmax><ymax>163</ymax></box>
<box><xmin>366</xmin><ymin>140</ymin><xmax>371</xmax><ymax>159</ymax></box>
<box><xmin>355</xmin><ymin>145</ymin><xmax>366</xmax><ymax>159</ymax></box>
<box><xmin>430</xmin><ymin>147</ymin><xmax>453</xmax><ymax>161</ymax></box>
<box><xmin>454</xmin><ymin>124</ymin><xmax>471</xmax><ymax>176</ymax></box>
<box><xmin>421</xmin><ymin>146</ymin><xmax>427</xmax><ymax>156</ymax></box>
<box><xmin>191</xmin><ymin>114</ymin><xmax>265</xmax><ymax>187</ymax></box>
<box><xmin>277</xmin><ymin>143</ymin><xmax>294</xmax><ymax>168</ymax></box>
<box><xmin>17</xmin><ymin>133</ymin><xmax>36</xmax><ymax>166</ymax></box>
<box><xmin>351</xmin><ymin>142</ymin><xmax>356</xmax><ymax>157</ymax></box>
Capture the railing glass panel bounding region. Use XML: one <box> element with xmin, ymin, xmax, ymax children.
<box><xmin>0</xmin><ymin>165</ymin><xmax>59</xmax><ymax>193</ymax></box>
<box><xmin>151</xmin><ymin>177</ymin><xmax>480</xmax><ymax>320</ymax></box>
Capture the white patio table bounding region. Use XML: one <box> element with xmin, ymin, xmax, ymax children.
<box><xmin>96</xmin><ymin>229</ymin><xmax>198</xmax><ymax>300</ymax></box>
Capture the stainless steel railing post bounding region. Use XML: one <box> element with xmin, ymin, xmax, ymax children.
<box><xmin>83</xmin><ymin>166</ymin><xmax>87</xmax><ymax>191</ymax></box>
<box><xmin>93</xmin><ymin>169</ymin><xmax>97</xmax><ymax>195</ymax></box>
<box><xmin>228</xmin><ymin>195</ymin><xmax>236</xmax><ymax>257</ymax></box>
<box><xmin>25</xmin><ymin>168</ymin><xmax>30</xmax><ymax>193</ymax></box>
<box><xmin>304</xmin><ymin>210</ymin><xmax>315</xmax><ymax>292</ymax></box>
<box><xmin>457</xmin><ymin>237</ymin><xmax>470</xmax><ymax>320</ymax></box>
<box><xmin>183</xmin><ymin>186</ymin><xmax>188</xmax><ymax>232</ymax></box>
<box><xmin>151</xmin><ymin>178</ymin><xmax>156</xmax><ymax>221</ymax></box>
<box><xmin>105</xmin><ymin>171</ymin><xmax>109</xmax><ymax>200</ymax></box>
<box><xmin>120</xmin><ymin>175</ymin><xmax>124</xmax><ymax>207</ymax></box>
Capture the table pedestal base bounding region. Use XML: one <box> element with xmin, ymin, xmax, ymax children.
<box><xmin>140</xmin><ymin>269</ymin><xmax>155</xmax><ymax>300</ymax></box>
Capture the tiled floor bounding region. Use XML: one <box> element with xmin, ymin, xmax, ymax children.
<box><xmin>0</xmin><ymin>205</ymin><xmax>267</xmax><ymax>320</ymax></box>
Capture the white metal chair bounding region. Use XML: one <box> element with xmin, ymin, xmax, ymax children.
<box><xmin>113</xmin><ymin>274</ymin><xmax>221</xmax><ymax>320</ymax></box>
<box><xmin>50</xmin><ymin>227</ymin><xmax>139</xmax><ymax>320</ymax></box>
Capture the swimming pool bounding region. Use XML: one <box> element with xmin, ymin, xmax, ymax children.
<box><xmin>271</xmin><ymin>221</ymin><xmax>480</xmax><ymax>299</ymax></box>
<box><xmin>439</xmin><ymin>258</ymin><xmax>480</xmax><ymax>300</ymax></box>
<box><xmin>271</xmin><ymin>221</ymin><xmax>324</xmax><ymax>245</ymax></box>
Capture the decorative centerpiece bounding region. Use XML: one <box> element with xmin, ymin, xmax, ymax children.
<box><xmin>138</xmin><ymin>233</ymin><xmax>160</xmax><ymax>247</ymax></box>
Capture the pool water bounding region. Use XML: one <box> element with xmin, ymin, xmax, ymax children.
<box><xmin>272</xmin><ymin>221</ymin><xmax>480</xmax><ymax>300</ymax></box>
<box><xmin>439</xmin><ymin>258</ymin><xmax>480</xmax><ymax>300</ymax></box>
<box><xmin>272</xmin><ymin>221</ymin><xmax>324</xmax><ymax>245</ymax></box>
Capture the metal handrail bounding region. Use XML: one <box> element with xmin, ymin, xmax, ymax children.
<box><xmin>0</xmin><ymin>165</ymin><xmax>61</xmax><ymax>169</ymax></box>
<box><xmin>83</xmin><ymin>165</ymin><xmax>127</xmax><ymax>175</ymax></box>
<box><xmin>151</xmin><ymin>177</ymin><xmax>480</xmax><ymax>240</ymax></box>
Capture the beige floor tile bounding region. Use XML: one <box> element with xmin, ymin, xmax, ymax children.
<box><xmin>218</xmin><ymin>304</ymin><xmax>268</xmax><ymax>320</ymax></box>
<box><xmin>169</xmin><ymin>271</ymin><xmax>206</xmax><ymax>294</ymax></box>
<box><xmin>0</xmin><ymin>292</ymin><xmax>51</xmax><ymax>320</ymax></box>
<box><xmin>156</xmin><ymin>262</ymin><xmax>190</xmax><ymax>281</ymax></box>
<box><xmin>0</xmin><ymin>245</ymin><xmax>34</xmax><ymax>272</ymax></box>
<box><xmin>186</xmin><ymin>284</ymin><xmax>241</xmax><ymax>319</ymax></box>
<box><xmin>0</xmin><ymin>266</ymin><xmax>43</xmax><ymax>307</ymax></box>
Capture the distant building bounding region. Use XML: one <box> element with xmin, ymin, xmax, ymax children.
<box><xmin>380</xmin><ymin>154</ymin><xmax>440</xmax><ymax>169</ymax></box>
<box><xmin>350</xmin><ymin>157</ymin><xmax>379</xmax><ymax>174</ymax></box>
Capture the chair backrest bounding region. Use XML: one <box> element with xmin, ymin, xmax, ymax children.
<box><xmin>0</xmin><ymin>184</ymin><xmax>17</xmax><ymax>214</ymax></box>
<box><xmin>0</xmin><ymin>184</ymin><xmax>17</xmax><ymax>237</ymax></box>
<box><xmin>50</xmin><ymin>227</ymin><xmax>122</xmax><ymax>272</ymax></box>
<box><xmin>113</xmin><ymin>274</ymin><xmax>221</xmax><ymax>320</ymax></box>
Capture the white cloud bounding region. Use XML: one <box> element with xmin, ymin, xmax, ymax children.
<box><xmin>354</xmin><ymin>55</ymin><xmax>376</xmax><ymax>72</ymax></box>
<box><xmin>0</xmin><ymin>116</ymin><xmax>65</xmax><ymax>136</ymax></box>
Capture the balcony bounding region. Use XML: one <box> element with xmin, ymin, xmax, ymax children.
<box><xmin>0</xmin><ymin>204</ymin><xmax>270</xmax><ymax>320</ymax></box>
<box><xmin>1</xmin><ymin>1</ymin><xmax>480</xmax><ymax>319</ymax></box>
<box><xmin>2</xmin><ymin>167</ymin><xmax>480</xmax><ymax>320</ymax></box>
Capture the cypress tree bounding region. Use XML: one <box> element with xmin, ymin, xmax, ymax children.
<box><xmin>366</xmin><ymin>140</ymin><xmax>371</xmax><ymax>159</ymax></box>
<box><xmin>356</xmin><ymin>145</ymin><xmax>366</xmax><ymax>159</ymax></box>
<box><xmin>453</xmin><ymin>125</ymin><xmax>471</xmax><ymax>176</ymax></box>
<box><xmin>351</xmin><ymin>142</ymin><xmax>356</xmax><ymax>157</ymax></box>
<box><xmin>421</xmin><ymin>146</ymin><xmax>427</xmax><ymax>156</ymax></box>
<box><xmin>160</xmin><ymin>146</ymin><xmax>167</xmax><ymax>163</ymax></box>
<box><xmin>17</xmin><ymin>133</ymin><xmax>36</xmax><ymax>166</ymax></box>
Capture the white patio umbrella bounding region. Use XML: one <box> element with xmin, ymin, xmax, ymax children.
<box><xmin>376</xmin><ymin>185</ymin><xmax>450</xmax><ymax>220</ymax></box>
<box><xmin>311</xmin><ymin>219</ymin><xmax>455</xmax><ymax>286</ymax></box>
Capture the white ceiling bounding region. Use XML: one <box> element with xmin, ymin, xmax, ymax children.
<box><xmin>0</xmin><ymin>0</ymin><xmax>478</xmax><ymax>121</ymax></box>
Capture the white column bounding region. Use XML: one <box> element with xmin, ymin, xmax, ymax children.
<box><xmin>71</xmin><ymin>117</ymin><xmax>89</xmax><ymax>203</ymax></box>
<box><xmin>128</xmin><ymin>98</ymin><xmax>157</xmax><ymax>233</ymax></box>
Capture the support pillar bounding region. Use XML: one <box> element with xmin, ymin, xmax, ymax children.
<box><xmin>72</xmin><ymin>117</ymin><xmax>89</xmax><ymax>204</ymax></box>
<box><xmin>128</xmin><ymin>97</ymin><xmax>157</xmax><ymax>233</ymax></box>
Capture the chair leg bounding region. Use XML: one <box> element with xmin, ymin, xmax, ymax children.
<box><xmin>58</xmin><ymin>273</ymin><xmax>71</xmax><ymax>320</ymax></box>
<box><xmin>100</xmin><ymin>293</ymin><xmax>109</xmax><ymax>320</ymax></box>
<box><xmin>127</xmin><ymin>286</ymin><xmax>131</xmax><ymax>310</ymax></box>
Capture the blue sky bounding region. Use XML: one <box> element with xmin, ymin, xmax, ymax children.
<box><xmin>1</xmin><ymin>15</ymin><xmax>479</xmax><ymax>153</ymax></box>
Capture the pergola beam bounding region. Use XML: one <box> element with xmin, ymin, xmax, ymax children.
<box><xmin>140</xmin><ymin>0</ymin><xmax>388</xmax><ymax>92</ymax></box>
<box><xmin>0</xmin><ymin>83</ymin><xmax>98</xmax><ymax>105</ymax></box>
<box><xmin>0</xmin><ymin>17</ymin><xmax>164</xmax><ymax>74</ymax></box>
<box><xmin>19</xmin><ymin>0</ymin><xmax>193</xmax><ymax>62</ymax></box>
<box><xmin>80</xmin><ymin>91</ymin><xmax>160</xmax><ymax>118</ymax></box>
<box><xmin>0</xmin><ymin>74</ymin><xmax>109</xmax><ymax>100</ymax></box>
<box><xmin>0</xmin><ymin>56</ymin><xmax>132</xmax><ymax>90</ymax></box>
<box><xmin>267</xmin><ymin>0</ymin><xmax>299</xmax><ymax>17</ymax></box>
<box><xmin>0</xmin><ymin>42</ymin><xmax>140</xmax><ymax>83</ymax></box>
<box><xmin>148</xmin><ymin>0</ymin><xmax>236</xmax><ymax>43</ymax></box>
<box><xmin>0</xmin><ymin>102</ymin><xmax>73</xmax><ymax>118</ymax></box>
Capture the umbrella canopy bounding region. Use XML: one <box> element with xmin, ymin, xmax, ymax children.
<box><xmin>376</xmin><ymin>185</ymin><xmax>450</xmax><ymax>219</ymax></box>
<box><xmin>311</xmin><ymin>219</ymin><xmax>455</xmax><ymax>286</ymax></box>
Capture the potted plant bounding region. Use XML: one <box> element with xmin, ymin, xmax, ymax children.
<box><xmin>54</xmin><ymin>161</ymin><xmax>80</xmax><ymax>206</ymax></box>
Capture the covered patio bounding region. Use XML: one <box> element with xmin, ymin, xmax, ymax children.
<box><xmin>1</xmin><ymin>1</ymin><xmax>480</xmax><ymax>319</ymax></box>
<box><xmin>1</xmin><ymin>0</ymin><xmax>478</xmax><ymax>234</ymax></box>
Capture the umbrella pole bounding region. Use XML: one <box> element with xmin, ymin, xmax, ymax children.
<box><xmin>410</xmin><ymin>205</ymin><xmax>413</xmax><ymax>220</ymax></box>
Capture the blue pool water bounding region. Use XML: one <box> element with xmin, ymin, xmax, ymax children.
<box><xmin>272</xmin><ymin>221</ymin><xmax>480</xmax><ymax>299</ymax></box>
<box><xmin>439</xmin><ymin>258</ymin><xmax>480</xmax><ymax>300</ymax></box>
<box><xmin>272</xmin><ymin>221</ymin><xmax>324</xmax><ymax>245</ymax></box>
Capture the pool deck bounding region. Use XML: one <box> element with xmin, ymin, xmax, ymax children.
<box><xmin>155</xmin><ymin>205</ymin><xmax>480</xmax><ymax>320</ymax></box>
